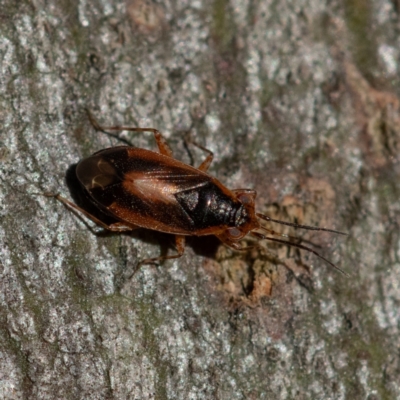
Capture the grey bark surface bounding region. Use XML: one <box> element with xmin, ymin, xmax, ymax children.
<box><xmin>0</xmin><ymin>0</ymin><xmax>399</xmax><ymax>399</ymax></box>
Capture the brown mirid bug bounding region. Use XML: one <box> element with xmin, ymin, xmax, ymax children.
<box><xmin>46</xmin><ymin>111</ymin><xmax>347</xmax><ymax>275</ymax></box>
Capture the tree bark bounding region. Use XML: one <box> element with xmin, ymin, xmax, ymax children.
<box><xmin>0</xmin><ymin>0</ymin><xmax>399</xmax><ymax>398</ymax></box>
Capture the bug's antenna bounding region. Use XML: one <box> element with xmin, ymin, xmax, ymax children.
<box><xmin>257</xmin><ymin>225</ymin><xmax>310</xmax><ymax>244</ymax></box>
<box><xmin>251</xmin><ymin>231</ymin><xmax>348</xmax><ymax>276</ymax></box>
<box><xmin>256</xmin><ymin>213</ymin><xmax>348</xmax><ymax>236</ymax></box>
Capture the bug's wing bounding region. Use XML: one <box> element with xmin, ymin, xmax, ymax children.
<box><xmin>77</xmin><ymin>147</ymin><xmax>215</xmax><ymax>234</ymax></box>
<box><xmin>123</xmin><ymin>168</ymin><xmax>208</xmax><ymax>205</ymax></box>
<box><xmin>114</xmin><ymin>166</ymin><xmax>211</xmax><ymax>233</ymax></box>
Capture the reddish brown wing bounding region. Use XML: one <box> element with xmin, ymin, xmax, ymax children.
<box><xmin>76</xmin><ymin>146</ymin><xmax>222</xmax><ymax>234</ymax></box>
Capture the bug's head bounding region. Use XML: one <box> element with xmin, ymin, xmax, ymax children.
<box><xmin>221</xmin><ymin>189</ymin><xmax>260</xmax><ymax>242</ymax></box>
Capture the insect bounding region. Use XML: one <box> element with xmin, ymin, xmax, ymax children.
<box><xmin>46</xmin><ymin>111</ymin><xmax>347</xmax><ymax>275</ymax></box>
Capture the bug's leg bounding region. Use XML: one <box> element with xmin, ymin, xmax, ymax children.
<box><xmin>129</xmin><ymin>235</ymin><xmax>186</xmax><ymax>278</ymax></box>
<box><xmin>138</xmin><ymin>235</ymin><xmax>186</xmax><ymax>266</ymax></box>
<box><xmin>86</xmin><ymin>109</ymin><xmax>174</xmax><ymax>157</ymax></box>
<box><xmin>44</xmin><ymin>193</ymin><xmax>136</xmax><ymax>232</ymax></box>
<box><xmin>150</xmin><ymin>130</ymin><xmax>174</xmax><ymax>157</ymax></box>
<box><xmin>184</xmin><ymin>137</ymin><xmax>214</xmax><ymax>172</ymax></box>
<box><xmin>216</xmin><ymin>234</ymin><xmax>257</xmax><ymax>252</ymax></box>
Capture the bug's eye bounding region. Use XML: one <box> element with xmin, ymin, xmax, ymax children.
<box><xmin>234</xmin><ymin>190</ymin><xmax>256</xmax><ymax>205</ymax></box>
<box><xmin>238</xmin><ymin>194</ymin><xmax>252</xmax><ymax>204</ymax></box>
<box><xmin>226</xmin><ymin>227</ymin><xmax>243</xmax><ymax>239</ymax></box>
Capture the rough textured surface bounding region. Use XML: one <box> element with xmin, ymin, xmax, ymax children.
<box><xmin>1</xmin><ymin>0</ymin><xmax>399</xmax><ymax>399</ymax></box>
